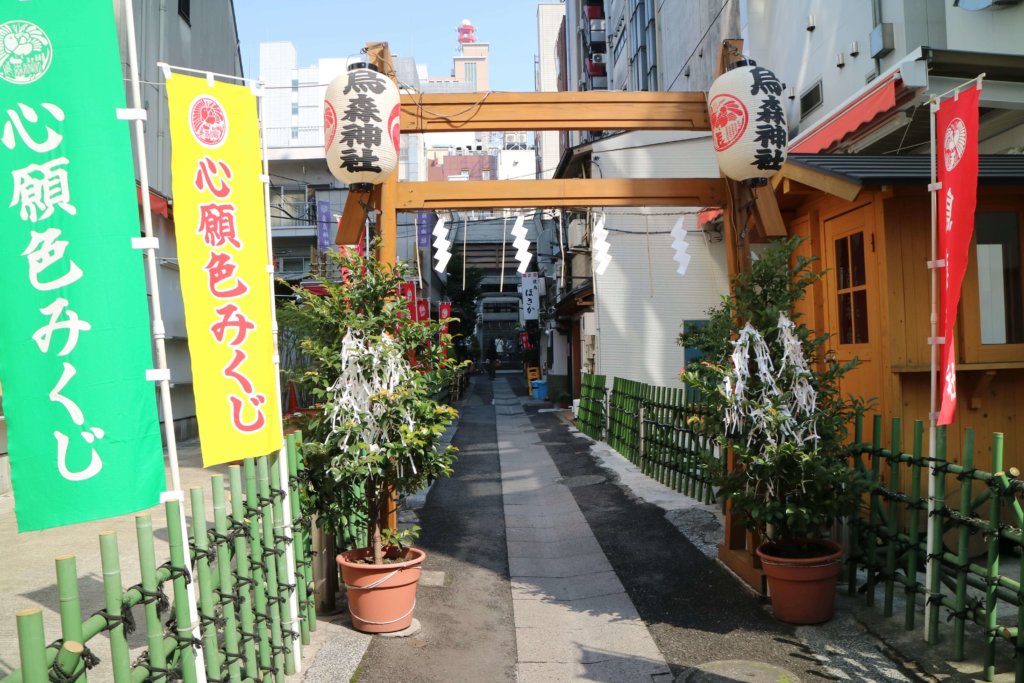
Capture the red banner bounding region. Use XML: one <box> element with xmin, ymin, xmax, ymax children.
<box><xmin>937</xmin><ymin>85</ymin><xmax>980</xmax><ymax>426</ymax></box>
<box><xmin>439</xmin><ymin>302</ymin><xmax>452</xmax><ymax>335</ymax></box>
<box><xmin>398</xmin><ymin>281</ymin><xmax>416</xmax><ymax>321</ymax></box>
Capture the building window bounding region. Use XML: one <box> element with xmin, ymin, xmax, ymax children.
<box><xmin>291</xmin><ymin>102</ymin><xmax>299</xmax><ymax>116</ymax></box>
<box><xmin>465</xmin><ymin>62</ymin><xmax>477</xmax><ymax>88</ymax></box>
<box><xmin>976</xmin><ymin>212</ymin><xmax>1024</xmax><ymax>344</ymax></box>
<box><xmin>482</xmin><ymin>170</ymin><xmax>491</xmax><ymax>180</ymax></box>
<box><xmin>800</xmin><ymin>81</ymin><xmax>823</xmax><ymax>120</ymax></box>
<box><xmin>291</xmin><ymin>78</ymin><xmax>299</xmax><ymax>90</ymax></box>
<box><xmin>628</xmin><ymin>0</ymin><xmax>657</xmax><ymax>91</ymax></box>
<box><xmin>834</xmin><ymin>231</ymin><xmax>869</xmax><ymax>344</ymax></box>
<box><xmin>178</xmin><ymin>0</ymin><xmax>190</xmax><ymax>24</ymax></box>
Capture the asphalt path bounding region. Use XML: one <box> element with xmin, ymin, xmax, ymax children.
<box><xmin>356</xmin><ymin>377</ymin><xmax>517</xmax><ymax>682</ymax></box>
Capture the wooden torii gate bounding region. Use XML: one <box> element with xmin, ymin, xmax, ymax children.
<box><xmin>338</xmin><ymin>41</ymin><xmax>777</xmax><ymax>591</ymax></box>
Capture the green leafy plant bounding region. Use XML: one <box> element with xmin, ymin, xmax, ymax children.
<box><xmin>282</xmin><ymin>248</ymin><xmax>462</xmax><ymax>564</ymax></box>
<box><xmin>681</xmin><ymin>237</ymin><xmax>870</xmax><ymax>546</ymax></box>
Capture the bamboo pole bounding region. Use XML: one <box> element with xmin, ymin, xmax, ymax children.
<box><xmin>848</xmin><ymin>413</ymin><xmax>864</xmax><ymax>597</ymax></box>
<box><xmin>927</xmin><ymin>427</ymin><xmax>948</xmax><ymax>645</ymax></box>
<box><xmin>884</xmin><ymin>417</ymin><xmax>902</xmax><ymax>617</ymax></box>
<box><xmin>286</xmin><ymin>434</ymin><xmax>314</xmax><ymax>643</ymax></box>
<box><xmin>211</xmin><ymin>476</ymin><xmax>242</xmax><ymax>683</ymax></box>
<box><xmin>243</xmin><ymin>459</ymin><xmax>271</xmax><ymax>674</ymax></box>
<box><xmin>53</xmin><ymin>641</ymin><xmax>85</xmax><ymax>682</ymax></box>
<box><xmin>906</xmin><ymin>421</ymin><xmax>925</xmax><ymax>631</ymax></box>
<box><xmin>866</xmin><ymin>416</ymin><xmax>883</xmax><ymax>607</ymax></box>
<box><xmin>953</xmin><ymin>430</ymin><xmax>975</xmax><ymax>660</ymax></box>
<box><xmin>984</xmin><ymin>433</ymin><xmax>1004</xmax><ymax>680</ymax></box>
<box><xmin>165</xmin><ymin>498</ymin><xmax>199</xmax><ymax>683</ymax></box>
<box><xmin>291</xmin><ymin>433</ymin><xmax>319</xmax><ymax>627</ymax></box>
<box><xmin>228</xmin><ymin>465</ymin><xmax>258</xmax><ymax>679</ymax></box>
<box><xmin>136</xmin><ymin>514</ymin><xmax>169</xmax><ymax>682</ymax></box>
<box><xmin>16</xmin><ymin>608</ymin><xmax>47</xmax><ymax>683</ymax></box>
<box><xmin>99</xmin><ymin>532</ymin><xmax>131</xmax><ymax>682</ymax></box>
<box><xmin>55</xmin><ymin>554</ymin><xmax>84</xmax><ymax>675</ymax></box>
<box><xmin>269</xmin><ymin>453</ymin><xmax>297</xmax><ymax>674</ymax></box>
<box><xmin>257</xmin><ymin>456</ymin><xmax>287</xmax><ymax>680</ymax></box>
<box><xmin>189</xmin><ymin>488</ymin><xmax>221</xmax><ymax>681</ymax></box>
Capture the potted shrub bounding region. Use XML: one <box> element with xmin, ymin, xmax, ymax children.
<box><xmin>282</xmin><ymin>249</ymin><xmax>460</xmax><ymax>632</ymax></box>
<box><xmin>681</xmin><ymin>237</ymin><xmax>869</xmax><ymax>624</ymax></box>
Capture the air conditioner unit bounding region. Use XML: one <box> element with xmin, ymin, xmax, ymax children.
<box><xmin>591</xmin><ymin>52</ymin><xmax>607</xmax><ymax>65</ymax></box>
<box><xmin>582</xmin><ymin>311</ymin><xmax>597</xmax><ymax>337</ymax></box>
<box><xmin>568</xmin><ymin>218</ymin><xmax>588</xmax><ymax>248</ymax></box>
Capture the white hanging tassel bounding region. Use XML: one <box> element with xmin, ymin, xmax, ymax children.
<box><xmin>591</xmin><ymin>211</ymin><xmax>611</xmax><ymax>275</ymax></box>
<box><xmin>510</xmin><ymin>211</ymin><xmax>532</xmax><ymax>274</ymax></box>
<box><xmin>433</xmin><ymin>214</ymin><xmax>452</xmax><ymax>273</ymax></box>
<box><xmin>670</xmin><ymin>216</ymin><xmax>691</xmax><ymax>276</ymax></box>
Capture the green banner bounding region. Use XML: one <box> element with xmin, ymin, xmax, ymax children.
<box><xmin>0</xmin><ymin>0</ymin><xmax>164</xmax><ymax>531</ymax></box>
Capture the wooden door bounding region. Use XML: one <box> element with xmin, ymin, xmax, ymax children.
<box><xmin>823</xmin><ymin>205</ymin><xmax>885</xmax><ymax>416</ymax></box>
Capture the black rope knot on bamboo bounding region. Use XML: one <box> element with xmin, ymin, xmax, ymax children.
<box><xmin>207</xmin><ymin>528</ymin><xmax>235</xmax><ymax>546</ymax></box>
<box><xmin>957</xmin><ymin>468</ymin><xmax>978</xmax><ymax>481</ymax></box>
<box><xmin>131</xmin><ymin>584</ymin><xmax>171</xmax><ymax>616</ymax></box>
<box><xmin>214</xmin><ymin>587</ymin><xmax>244</xmax><ymax>611</ymax></box>
<box><xmin>91</xmin><ymin>603</ymin><xmax>136</xmax><ymax>635</ymax></box>
<box><xmin>198</xmin><ymin>612</ymin><xmax>226</xmax><ymax>630</ymax></box>
<box><xmin>273</xmin><ymin>531</ymin><xmax>294</xmax><ymax>547</ymax></box>
<box><xmin>161</xmin><ymin>562</ymin><xmax>193</xmax><ymax>585</ymax></box>
<box><xmin>269</xmin><ymin>486</ymin><xmax>286</xmax><ymax>499</ymax></box>
<box><xmin>49</xmin><ymin>653</ymin><xmax>88</xmax><ymax>683</ymax></box>
<box><xmin>190</xmin><ymin>546</ymin><xmax>216</xmax><ymax>565</ymax></box>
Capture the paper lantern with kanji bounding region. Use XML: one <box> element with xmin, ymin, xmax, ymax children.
<box><xmin>323</xmin><ymin>63</ymin><xmax>401</xmax><ymax>189</ymax></box>
<box><xmin>708</xmin><ymin>61</ymin><xmax>788</xmax><ymax>182</ymax></box>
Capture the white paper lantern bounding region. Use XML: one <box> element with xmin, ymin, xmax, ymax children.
<box><xmin>323</xmin><ymin>63</ymin><xmax>401</xmax><ymax>189</ymax></box>
<box><xmin>708</xmin><ymin>61</ymin><xmax>788</xmax><ymax>182</ymax></box>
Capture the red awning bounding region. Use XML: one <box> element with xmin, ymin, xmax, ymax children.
<box><xmin>136</xmin><ymin>185</ymin><xmax>170</xmax><ymax>219</ymax></box>
<box><xmin>791</xmin><ymin>78</ymin><xmax>899</xmax><ymax>154</ymax></box>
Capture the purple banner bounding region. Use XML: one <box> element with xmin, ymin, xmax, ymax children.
<box><xmin>316</xmin><ymin>200</ymin><xmax>332</xmax><ymax>251</ymax></box>
<box><xmin>417</xmin><ymin>210</ymin><xmax>431</xmax><ymax>248</ymax></box>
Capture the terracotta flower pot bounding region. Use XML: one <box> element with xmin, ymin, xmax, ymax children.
<box><xmin>756</xmin><ymin>538</ymin><xmax>843</xmax><ymax>624</ymax></box>
<box><xmin>337</xmin><ymin>546</ymin><xmax>426</xmax><ymax>633</ymax></box>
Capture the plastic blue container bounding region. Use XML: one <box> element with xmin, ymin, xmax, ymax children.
<box><xmin>531</xmin><ymin>379</ymin><xmax>548</xmax><ymax>401</ymax></box>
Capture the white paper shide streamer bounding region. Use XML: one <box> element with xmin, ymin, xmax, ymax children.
<box><xmin>510</xmin><ymin>212</ymin><xmax>532</xmax><ymax>274</ymax></box>
<box><xmin>670</xmin><ymin>216</ymin><xmax>691</xmax><ymax>276</ymax></box>
<box><xmin>433</xmin><ymin>214</ymin><xmax>452</xmax><ymax>273</ymax></box>
<box><xmin>591</xmin><ymin>212</ymin><xmax>611</xmax><ymax>275</ymax></box>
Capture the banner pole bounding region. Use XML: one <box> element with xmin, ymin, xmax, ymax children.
<box><xmin>256</xmin><ymin>83</ymin><xmax>302</xmax><ymax>669</ymax></box>
<box><xmin>123</xmin><ymin>0</ymin><xmax>181</xmax><ymax>492</ymax></box>
<box><xmin>924</xmin><ymin>94</ymin><xmax>939</xmax><ymax>642</ymax></box>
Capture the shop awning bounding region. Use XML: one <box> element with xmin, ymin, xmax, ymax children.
<box><xmin>136</xmin><ymin>185</ymin><xmax>170</xmax><ymax>219</ymax></box>
<box><xmin>791</xmin><ymin>78</ymin><xmax>899</xmax><ymax>154</ymax></box>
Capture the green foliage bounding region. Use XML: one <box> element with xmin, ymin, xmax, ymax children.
<box><xmin>680</xmin><ymin>237</ymin><xmax>871</xmax><ymax>543</ymax></box>
<box><xmin>281</xmin><ymin>248</ymin><xmax>463</xmax><ymax>563</ymax></box>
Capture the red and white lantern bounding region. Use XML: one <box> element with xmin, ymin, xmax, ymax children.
<box><xmin>708</xmin><ymin>61</ymin><xmax>788</xmax><ymax>182</ymax></box>
<box><xmin>324</xmin><ymin>63</ymin><xmax>401</xmax><ymax>190</ymax></box>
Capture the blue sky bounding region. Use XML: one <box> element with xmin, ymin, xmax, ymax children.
<box><xmin>234</xmin><ymin>0</ymin><xmax>548</xmax><ymax>91</ymax></box>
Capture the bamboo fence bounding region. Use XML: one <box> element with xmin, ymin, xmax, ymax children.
<box><xmin>5</xmin><ymin>432</ymin><xmax>316</xmax><ymax>683</ymax></box>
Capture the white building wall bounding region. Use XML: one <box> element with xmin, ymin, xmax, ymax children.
<box><xmin>537</xmin><ymin>4</ymin><xmax>565</xmax><ymax>179</ymax></box>
<box><xmin>590</xmin><ymin>131</ymin><xmax>728</xmax><ymax>388</ymax></box>
<box><xmin>943</xmin><ymin>0</ymin><xmax>1024</xmax><ymax>52</ymax></box>
<box><xmin>594</xmin><ymin>211</ymin><xmax>728</xmax><ymax>388</ymax></box>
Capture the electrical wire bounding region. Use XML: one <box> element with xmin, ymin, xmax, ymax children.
<box><xmin>665</xmin><ymin>0</ymin><xmax>733</xmax><ymax>92</ymax></box>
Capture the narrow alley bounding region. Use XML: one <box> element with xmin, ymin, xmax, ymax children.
<box><xmin>346</xmin><ymin>375</ymin><xmax>911</xmax><ymax>682</ymax></box>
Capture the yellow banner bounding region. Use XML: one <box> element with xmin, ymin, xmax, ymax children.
<box><xmin>167</xmin><ymin>74</ymin><xmax>282</xmax><ymax>465</ymax></box>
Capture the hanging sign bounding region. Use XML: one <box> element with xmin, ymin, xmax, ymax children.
<box><xmin>417</xmin><ymin>210</ymin><xmax>432</xmax><ymax>248</ymax></box>
<box><xmin>417</xmin><ymin>298</ymin><xmax>430</xmax><ymax>322</ymax></box>
<box><xmin>316</xmin><ymin>199</ymin><xmax>332</xmax><ymax>251</ymax></box>
<box><xmin>0</xmin><ymin>0</ymin><xmax>164</xmax><ymax>530</ymax></box>
<box><xmin>937</xmin><ymin>84</ymin><xmax>981</xmax><ymax>426</ymax></box>
<box><xmin>522</xmin><ymin>272</ymin><xmax>540</xmax><ymax>321</ymax></box>
<box><xmin>167</xmin><ymin>74</ymin><xmax>282</xmax><ymax>465</ymax></box>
